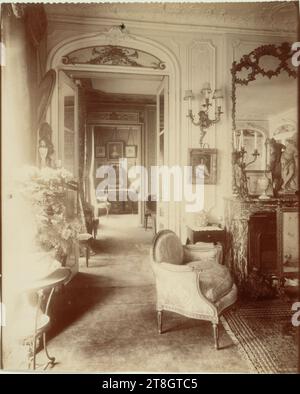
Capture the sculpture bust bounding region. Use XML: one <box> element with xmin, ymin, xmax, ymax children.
<box><xmin>38</xmin><ymin>122</ymin><xmax>54</xmax><ymax>168</ymax></box>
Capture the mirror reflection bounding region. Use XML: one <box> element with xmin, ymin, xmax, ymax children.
<box><xmin>232</xmin><ymin>43</ymin><xmax>298</xmax><ymax>199</ymax></box>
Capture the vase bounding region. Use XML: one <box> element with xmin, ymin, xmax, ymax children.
<box><xmin>195</xmin><ymin>210</ymin><xmax>209</xmax><ymax>227</ymax></box>
<box><xmin>258</xmin><ymin>175</ymin><xmax>271</xmax><ymax>200</ymax></box>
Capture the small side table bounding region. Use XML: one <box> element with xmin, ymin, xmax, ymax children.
<box><xmin>22</xmin><ymin>267</ymin><xmax>71</xmax><ymax>370</ymax></box>
<box><xmin>186</xmin><ymin>226</ymin><xmax>226</xmax><ymax>262</ymax></box>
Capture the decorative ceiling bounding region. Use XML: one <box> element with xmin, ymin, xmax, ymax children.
<box><xmin>45</xmin><ymin>2</ymin><xmax>297</xmax><ymax>33</ymax></box>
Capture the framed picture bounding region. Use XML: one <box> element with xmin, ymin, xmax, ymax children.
<box><xmin>107</xmin><ymin>141</ymin><xmax>124</xmax><ymax>160</ymax></box>
<box><xmin>189</xmin><ymin>149</ymin><xmax>217</xmax><ymax>184</ymax></box>
<box><xmin>95</xmin><ymin>145</ymin><xmax>106</xmax><ymax>158</ymax></box>
<box><xmin>125</xmin><ymin>145</ymin><xmax>137</xmax><ymax>158</ymax></box>
<box><xmin>277</xmin><ymin>207</ymin><xmax>299</xmax><ymax>277</ymax></box>
<box><xmin>245</xmin><ymin>170</ymin><xmax>273</xmax><ymax>197</ymax></box>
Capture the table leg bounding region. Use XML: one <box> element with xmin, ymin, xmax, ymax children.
<box><xmin>86</xmin><ymin>246</ymin><xmax>89</xmax><ymax>268</ymax></box>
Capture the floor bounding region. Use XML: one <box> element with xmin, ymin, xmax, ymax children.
<box><xmin>40</xmin><ymin>214</ymin><xmax>250</xmax><ymax>372</ymax></box>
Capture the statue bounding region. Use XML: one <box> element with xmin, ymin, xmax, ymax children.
<box><xmin>280</xmin><ymin>136</ymin><xmax>298</xmax><ymax>194</ymax></box>
<box><xmin>267</xmin><ymin>138</ymin><xmax>285</xmax><ymax>197</ymax></box>
<box><xmin>38</xmin><ymin>122</ymin><xmax>54</xmax><ymax>168</ymax></box>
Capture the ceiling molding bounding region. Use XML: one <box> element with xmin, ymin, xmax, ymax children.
<box><xmin>46</xmin><ymin>13</ymin><xmax>297</xmax><ymax>38</ymax></box>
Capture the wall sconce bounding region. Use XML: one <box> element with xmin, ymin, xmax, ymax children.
<box><xmin>184</xmin><ymin>83</ymin><xmax>223</xmax><ymax>147</ymax></box>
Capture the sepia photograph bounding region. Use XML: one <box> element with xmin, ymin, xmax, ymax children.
<box><xmin>0</xmin><ymin>0</ymin><xmax>299</xmax><ymax>378</ymax></box>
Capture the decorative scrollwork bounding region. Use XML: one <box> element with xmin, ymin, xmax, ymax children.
<box><xmin>232</xmin><ymin>42</ymin><xmax>297</xmax><ymax>86</ymax></box>
<box><xmin>61</xmin><ymin>45</ymin><xmax>166</xmax><ymax>70</ymax></box>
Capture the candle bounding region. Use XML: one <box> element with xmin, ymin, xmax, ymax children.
<box><xmin>240</xmin><ymin>130</ymin><xmax>244</xmax><ymax>149</ymax></box>
<box><xmin>265</xmin><ymin>139</ymin><xmax>269</xmax><ymax>170</ymax></box>
<box><xmin>184</xmin><ymin>90</ymin><xmax>193</xmax><ymax>111</ymax></box>
<box><xmin>233</xmin><ymin>131</ymin><xmax>237</xmax><ymax>150</ymax></box>
<box><xmin>254</xmin><ymin>131</ymin><xmax>257</xmax><ymax>150</ymax></box>
<box><xmin>213</xmin><ymin>89</ymin><xmax>223</xmax><ymax>107</ymax></box>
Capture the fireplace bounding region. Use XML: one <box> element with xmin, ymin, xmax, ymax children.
<box><xmin>248</xmin><ymin>212</ymin><xmax>278</xmax><ymax>275</ymax></box>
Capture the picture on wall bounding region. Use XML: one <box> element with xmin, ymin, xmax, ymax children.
<box><xmin>107</xmin><ymin>141</ymin><xmax>124</xmax><ymax>160</ymax></box>
<box><xmin>95</xmin><ymin>145</ymin><xmax>106</xmax><ymax>158</ymax></box>
<box><xmin>125</xmin><ymin>145</ymin><xmax>137</xmax><ymax>158</ymax></box>
<box><xmin>189</xmin><ymin>149</ymin><xmax>217</xmax><ymax>184</ymax></box>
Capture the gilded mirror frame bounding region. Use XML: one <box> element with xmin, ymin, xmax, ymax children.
<box><xmin>231</xmin><ymin>42</ymin><xmax>297</xmax><ymax>199</ymax></box>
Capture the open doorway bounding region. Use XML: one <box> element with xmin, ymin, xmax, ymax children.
<box><xmin>62</xmin><ymin>70</ymin><xmax>167</xmax><ymax>236</ymax></box>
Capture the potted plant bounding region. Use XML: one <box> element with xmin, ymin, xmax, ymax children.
<box><xmin>18</xmin><ymin>166</ymin><xmax>82</xmax><ymax>267</ymax></box>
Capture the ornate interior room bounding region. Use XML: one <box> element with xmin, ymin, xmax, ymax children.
<box><xmin>1</xmin><ymin>2</ymin><xmax>299</xmax><ymax>373</ymax></box>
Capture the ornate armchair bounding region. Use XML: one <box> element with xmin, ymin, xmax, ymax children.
<box><xmin>150</xmin><ymin>230</ymin><xmax>237</xmax><ymax>349</ymax></box>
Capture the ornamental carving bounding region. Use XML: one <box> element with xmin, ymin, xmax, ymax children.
<box><xmin>230</xmin><ymin>42</ymin><xmax>297</xmax><ymax>200</ymax></box>
<box><xmin>231</xmin><ymin>42</ymin><xmax>297</xmax><ymax>87</ymax></box>
<box><xmin>61</xmin><ymin>45</ymin><xmax>166</xmax><ymax>70</ymax></box>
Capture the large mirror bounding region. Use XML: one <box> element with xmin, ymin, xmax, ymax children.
<box><xmin>231</xmin><ymin>43</ymin><xmax>297</xmax><ymax>199</ymax></box>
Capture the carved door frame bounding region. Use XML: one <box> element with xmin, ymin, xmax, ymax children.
<box><xmin>46</xmin><ymin>28</ymin><xmax>181</xmax><ymax>234</ymax></box>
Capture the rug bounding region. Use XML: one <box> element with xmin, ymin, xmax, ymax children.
<box><xmin>221</xmin><ymin>299</ymin><xmax>299</xmax><ymax>374</ymax></box>
<box><xmin>31</xmin><ymin>215</ymin><xmax>250</xmax><ymax>373</ymax></box>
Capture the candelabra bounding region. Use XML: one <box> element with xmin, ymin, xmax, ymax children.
<box><xmin>184</xmin><ymin>83</ymin><xmax>223</xmax><ymax>147</ymax></box>
<box><xmin>232</xmin><ymin>129</ymin><xmax>260</xmax><ymax>199</ymax></box>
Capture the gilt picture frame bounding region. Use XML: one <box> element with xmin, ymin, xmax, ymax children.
<box><xmin>189</xmin><ymin>149</ymin><xmax>217</xmax><ymax>184</ymax></box>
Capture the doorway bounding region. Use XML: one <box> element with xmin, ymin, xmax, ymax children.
<box><xmin>59</xmin><ymin>70</ymin><xmax>168</xmax><ymax>235</ymax></box>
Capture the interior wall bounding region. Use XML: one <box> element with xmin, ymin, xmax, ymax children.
<box><xmin>85</xmin><ymin>95</ymin><xmax>156</xmax><ymax>201</ymax></box>
<box><xmin>77</xmin><ymin>86</ymin><xmax>87</xmax><ymax>201</ymax></box>
<box><xmin>46</xmin><ymin>10</ymin><xmax>297</xmax><ymax>239</ymax></box>
<box><xmin>144</xmin><ymin>105</ymin><xmax>156</xmax><ymax>192</ymax></box>
<box><xmin>1</xmin><ymin>5</ymin><xmax>48</xmax><ymax>366</ymax></box>
<box><xmin>93</xmin><ymin>125</ymin><xmax>141</xmax><ymax>186</ymax></box>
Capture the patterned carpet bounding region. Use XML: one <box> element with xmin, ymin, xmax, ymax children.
<box><xmin>221</xmin><ymin>299</ymin><xmax>299</xmax><ymax>373</ymax></box>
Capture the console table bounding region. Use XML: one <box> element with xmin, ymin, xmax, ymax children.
<box><xmin>186</xmin><ymin>225</ymin><xmax>226</xmax><ymax>263</ymax></box>
<box><xmin>22</xmin><ymin>267</ymin><xmax>71</xmax><ymax>370</ymax></box>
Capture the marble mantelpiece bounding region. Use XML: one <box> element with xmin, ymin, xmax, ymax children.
<box><xmin>224</xmin><ymin>196</ymin><xmax>298</xmax><ymax>286</ymax></box>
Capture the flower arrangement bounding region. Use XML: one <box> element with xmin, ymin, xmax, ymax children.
<box><xmin>18</xmin><ymin>166</ymin><xmax>83</xmax><ymax>264</ymax></box>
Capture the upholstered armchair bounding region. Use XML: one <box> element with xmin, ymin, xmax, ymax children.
<box><xmin>150</xmin><ymin>230</ymin><xmax>237</xmax><ymax>349</ymax></box>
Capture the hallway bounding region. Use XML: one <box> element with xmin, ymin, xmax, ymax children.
<box><xmin>37</xmin><ymin>215</ymin><xmax>250</xmax><ymax>373</ymax></box>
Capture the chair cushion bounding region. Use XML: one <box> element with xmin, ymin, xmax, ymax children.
<box><xmin>183</xmin><ymin>244</ymin><xmax>218</xmax><ymax>263</ymax></box>
<box><xmin>152</xmin><ymin>230</ymin><xmax>183</xmax><ymax>265</ymax></box>
<box><xmin>186</xmin><ymin>260</ymin><xmax>233</xmax><ymax>302</ymax></box>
